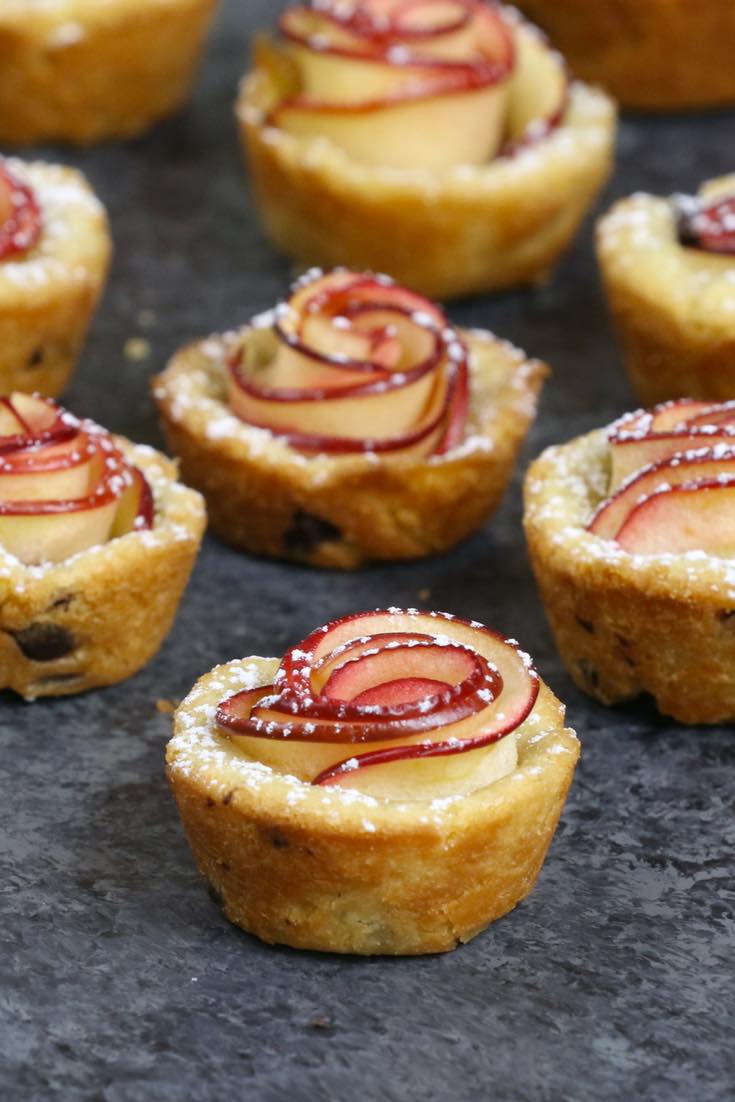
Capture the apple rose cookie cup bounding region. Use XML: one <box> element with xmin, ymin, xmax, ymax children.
<box><xmin>517</xmin><ymin>0</ymin><xmax>735</xmax><ymax>111</ymax></box>
<box><xmin>524</xmin><ymin>399</ymin><xmax>735</xmax><ymax>724</ymax></box>
<box><xmin>0</xmin><ymin>0</ymin><xmax>217</xmax><ymax>146</ymax></box>
<box><xmin>152</xmin><ymin>271</ymin><xmax>547</xmax><ymax>569</ymax></box>
<box><xmin>237</xmin><ymin>2</ymin><xmax>616</xmax><ymax>300</ymax></box>
<box><xmin>0</xmin><ymin>159</ymin><xmax>111</xmax><ymax>398</ymax></box>
<box><xmin>598</xmin><ymin>177</ymin><xmax>735</xmax><ymax>406</ymax></box>
<box><xmin>0</xmin><ymin>394</ymin><xmax>205</xmax><ymax>700</ymax></box>
<box><xmin>166</xmin><ymin>610</ymin><xmax>579</xmax><ymax>955</ymax></box>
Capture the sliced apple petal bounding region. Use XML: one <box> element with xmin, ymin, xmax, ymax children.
<box><xmin>273</xmin><ymin>80</ymin><xmax>508</xmax><ymax>169</ymax></box>
<box><xmin>0</xmin><ymin>163</ymin><xmax>43</xmax><ymax>260</ymax></box>
<box><xmin>0</xmin><ymin>498</ymin><xmax>119</xmax><ymax>565</ymax></box>
<box><xmin>229</xmin><ymin>268</ymin><xmax>468</xmax><ymax>457</ymax></box>
<box><xmin>615</xmin><ymin>478</ymin><xmax>735</xmax><ymax>556</ymax></box>
<box><xmin>217</xmin><ymin>610</ymin><xmax>539</xmax><ymax>800</ymax></box>
<box><xmin>110</xmin><ymin>466</ymin><xmax>154</xmax><ymax>538</ymax></box>
<box><xmin>505</xmin><ymin>23</ymin><xmax>567</xmax><ymax>149</ymax></box>
<box><xmin>590</xmin><ymin>446</ymin><xmax>735</xmax><ymax>540</ymax></box>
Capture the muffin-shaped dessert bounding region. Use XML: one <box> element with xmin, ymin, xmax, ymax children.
<box><xmin>0</xmin><ymin>0</ymin><xmax>217</xmax><ymax>145</ymax></box>
<box><xmin>518</xmin><ymin>0</ymin><xmax>735</xmax><ymax>111</ymax></box>
<box><xmin>0</xmin><ymin>157</ymin><xmax>111</xmax><ymax>398</ymax></box>
<box><xmin>237</xmin><ymin>0</ymin><xmax>616</xmax><ymax>299</ymax></box>
<box><xmin>153</xmin><ymin>268</ymin><xmax>547</xmax><ymax>569</ymax></box>
<box><xmin>524</xmin><ymin>398</ymin><xmax>735</xmax><ymax>723</ymax></box>
<box><xmin>167</xmin><ymin>608</ymin><xmax>580</xmax><ymax>955</ymax></box>
<box><xmin>598</xmin><ymin>177</ymin><xmax>735</xmax><ymax>406</ymax></box>
<box><xmin>0</xmin><ymin>392</ymin><xmax>205</xmax><ymax>699</ymax></box>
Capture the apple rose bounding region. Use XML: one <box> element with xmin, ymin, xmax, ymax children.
<box><xmin>228</xmin><ymin>269</ymin><xmax>469</xmax><ymax>457</ymax></box>
<box><xmin>587</xmin><ymin>399</ymin><xmax>735</xmax><ymax>556</ymax></box>
<box><xmin>216</xmin><ymin>609</ymin><xmax>538</xmax><ymax>801</ymax></box>
<box><xmin>270</xmin><ymin>0</ymin><xmax>566</xmax><ymax>169</ymax></box>
<box><xmin>677</xmin><ymin>191</ymin><xmax>735</xmax><ymax>256</ymax></box>
<box><xmin>0</xmin><ymin>392</ymin><xmax>153</xmax><ymax>565</ymax></box>
<box><xmin>0</xmin><ymin>162</ymin><xmax>41</xmax><ymax>260</ymax></box>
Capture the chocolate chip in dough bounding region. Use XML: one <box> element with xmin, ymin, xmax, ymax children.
<box><xmin>11</xmin><ymin>622</ymin><xmax>75</xmax><ymax>661</ymax></box>
<box><xmin>284</xmin><ymin>510</ymin><xmax>341</xmax><ymax>557</ymax></box>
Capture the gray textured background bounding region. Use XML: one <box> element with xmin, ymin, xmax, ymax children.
<box><xmin>1</xmin><ymin>2</ymin><xmax>734</xmax><ymax>1099</ymax></box>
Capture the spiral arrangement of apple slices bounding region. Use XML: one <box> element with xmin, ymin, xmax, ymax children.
<box><xmin>217</xmin><ymin>609</ymin><xmax>539</xmax><ymax>800</ymax></box>
<box><xmin>588</xmin><ymin>399</ymin><xmax>735</xmax><ymax>556</ymax></box>
<box><xmin>0</xmin><ymin>162</ymin><xmax>42</xmax><ymax>260</ymax></box>
<box><xmin>677</xmin><ymin>192</ymin><xmax>735</xmax><ymax>255</ymax></box>
<box><xmin>228</xmin><ymin>269</ymin><xmax>469</xmax><ymax>457</ymax></box>
<box><xmin>0</xmin><ymin>393</ymin><xmax>153</xmax><ymax>565</ymax></box>
<box><xmin>270</xmin><ymin>0</ymin><xmax>567</xmax><ymax>169</ymax></box>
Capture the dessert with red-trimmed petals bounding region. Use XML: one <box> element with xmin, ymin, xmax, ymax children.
<box><xmin>524</xmin><ymin>398</ymin><xmax>735</xmax><ymax>723</ymax></box>
<box><xmin>0</xmin><ymin>157</ymin><xmax>111</xmax><ymax>398</ymax></box>
<box><xmin>153</xmin><ymin>268</ymin><xmax>547</xmax><ymax>568</ymax></box>
<box><xmin>0</xmin><ymin>0</ymin><xmax>217</xmax><ymax>145</ymax></box>
<box><xmin>167</xmin><ymin>608</ymin><xmax>579</xmax><ymax>954</ymax></box>
<box><xmin>598</xmin><ymin>175</ymin><xmax>735</xmax><ymax>405</ymax></box>
<box><xmin>0</xmin><ymin>393</ymin><xmax>205</xmax><ymax>700</ymax></box>
<box><xmin>517</xmin><ymin>0</ymin><xmax>735</xmax><ymax>111</ymax></box>
<box><xmin>237</xmin><ymin>0</ymin><xmax>615</xmax><ymax>299</ymax></box>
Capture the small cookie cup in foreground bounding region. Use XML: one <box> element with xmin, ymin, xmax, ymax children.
<box><xmin>153</xmin><ymin>269</ymin><xmax>547</xmax><ymax>569</ymax></box>
<box><xmin>517</xmin><ymin>0</ymin><xmax>735</xmax><ymax>111</ymax></box>
<box><xmin>237</xmin><ymin>0</ymin><xmax>616</xmax><ymax>300</ymax></box>
<box><xmin>167</xmin><ymin>609</ymin><xmax>579</xmax><ymax>955</ymax></box>
<box><xmin>598</xmin><ymin>177</ymin><xmax>735</xmax><ymax>406</ymax></box>
<box><xmin>0</xmin><ymin>393</ymin><xmax>206</xmax><ymax>700</ymax></box>
<box><xmin>0</xmin><ymin>158</ymin><xmax>111</xmax><ymax>398</ymax></box>
<box><xmin>524</xmin><ymin>398</ymin><xmax>735</xmax><ymax>724</ymax></box>
<box><xmin>0</xmin><ymin>0</ymin><xmax>218</xmax><ymax>145</ymax></box>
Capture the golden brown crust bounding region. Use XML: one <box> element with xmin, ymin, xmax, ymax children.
<box><xmin>0</xmin><ymin>0</ymin><xmax>217</xmax><ymax>145</ymax></box>
<box><xmin>0</xmin><ymin>159</ymin><xmax>111</xmax><ymax>397</ymax></box>
<box><xmin>236</xmin><ymin>23</ymin><xmax>615</xmax><ymax>300</ymax></box>
<box><xmin>518</xmin><ymin>0</ymin><xmax>735</xmax><ymax>111</ymax></box>
<box><xmin>152</xmin><ymin>326</ymin><xmax>547</xmax><ymax>569</ymax></box>
<box><xmin>524</xmin><ymin>427</ymin><xmax>735</xmax><ymax>723</ymax></box>
<box><xmin>0</xmin><ymin>441</ymin><xmax>206</xmax><ymax>700</ymax></box>
<box><xmin>166</xmin><ymin>658</ymin><xmax>579</xmax><ymax>955</ymax></box>
<box><xmin>597</xmin><ymin>181</ymin><xmax>735</xmax><ymax>406</ymax></box>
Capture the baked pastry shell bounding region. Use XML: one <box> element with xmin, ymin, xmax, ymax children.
<box><xmin>0</xmin><ymin>159</ymin><xmax>111</xmax><ymax>398</ymax></box>
<box><xmin>0</xmin><ymin>440</ymin><xmax>206</xmax><ymax>700</ymax></box>
<box><xmin>597</xmin><ymin>188</ymin><xmax>735</xmax><ymax>406</ymax></box>
<box><xmin>152</xmin><ymin>326</ymin><xmax>547</xmax><ymax>569</ymax></box>
<box><xmin>237</xmin><ymin>65</ymin><xmax>615</xmax><ymax>300</ymax></box>
<box><xmin>0</xmin><ymin>0</ymin><xmax>217</xmax><ymax>145</ymax></box>
<box><xmin>166</xmin><ymin>658</ymin><xmax>579</xmax><ymax>956</ymax></box>
<box><xmin>524</xmin><ymin>427</ymin><xmax>735</xmax><ymax>723</ymax></box>
<box><xmin>518</xmin><ymin>0</ymin><xmax>735</xmax><ymax>111</ymax></box>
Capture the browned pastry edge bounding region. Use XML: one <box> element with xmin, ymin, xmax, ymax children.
<box><xmin>518</xmin><ymin>0</ymin><xmax>735</xmax><ymax>111</ymax></box>
<box><xmin>0</xmin><ymin>0</ymin><xmax>217</xmax><ymax>145</ymax></box>
<box><xmin>152</xmin><ymin>326</ymin><xmax>547</xmax><ymax>570</ymax></box>
<box><xmin>166</xmin><ymin>659</ymin><xmax>580</xmax><ymax>955</ymax></box>
<box><xmin>235</xmin><ymin>21</ymin><xmax>616</xmax><ymax>300</ymax></box>
<box><xmin>524</xmin><ymin>427</ymin><xmax>735</xmax><ymax>723</ymax></box>
<box><xmin>0</xmin><ymin>158</ymin><xmax>112</xmax><ymax>397</ymax></box>
<box><xmin>596</xmin><ymin>183</ymin><xmax>735</xmax><ymax>406</ymax></box>
<box><xmin>0</xmin><ymin>442</ymin><xmax>206</xmax><ymax>700</ymax></box>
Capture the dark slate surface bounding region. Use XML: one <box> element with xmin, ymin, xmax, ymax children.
<box><xmin>1</xmin><ymin>3</ymin><xmax>734</xmax><ymax>1099</ymax></box>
